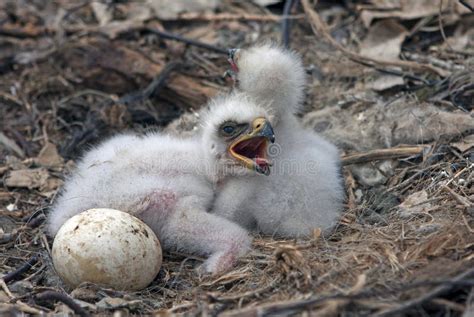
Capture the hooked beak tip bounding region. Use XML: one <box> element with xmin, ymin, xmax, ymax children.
<box><xmin>257</xmin><ymin>121</ymin><xmax>275</xmax><ymax>143</ymax></box>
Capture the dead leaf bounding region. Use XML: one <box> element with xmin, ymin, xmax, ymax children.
<box><xmin>452</xmin><ymin>135</ymin><xmax>474</xmax><ymax>153</ymax></box>
<box><xmin>89</xmin><ymin>2</ymin><xmax>153</xmax><ymax>39</ymax></box>
<box><xmin>36</xmin><ymin>142</ymin><xmax>64</xmax><ymax>169</ymax></box>
<box><xmin>360</xmin><ymin>20</ymin><xmax>407</xmax><ymax>61</ymax></box>
<box><xmin>42</xmin><ymin>177</ymin><xmax>63</xmax><ymax>195</ymax></box>
<box><xmin>182</xmin><ymin>24</ymin><xmax>218</xmax><ymax>45</ymax></box>
<box><xmin>96</xmin><ymin>297</ymin><xmax>142</xmax><ymax>310</ymax></box>
<box><xmin>146</xmin><ymin>0</ymin><xmax>218</xmax><ymax>20</ymax></box>
<box><xmin>91</xmin><ymin>2</ymin><xmax>113</xmax><ymax>26</ymax></box>
<box><xmin>5</xmin><ymin>156</ymin><xmax>27</xmax><ymax>170</ymax></box>
<box><xmin>71</xmin><ymin>284</ymin><xmax>102</xmax><ymax>302</ymax></box>
<box><xmin>359</xmin><ymin>0</ymin><xmax>471</xmax><ymax>27</ymax></box>
<box><xmin>121</xmin><ymin>2</ymin><xmax>154</xmax><ymax>22</ymax></box>
<box><xmin>5</xmin><ymin>168</ymin><xmax>49</xmax><ymax>189</ymax></box>
<box><xmin>399</xmin><ymin>190</ymin><xmax>432</xmax><ymax>215</ymax></box>
<box><xmin>445</xmin><ymin>26</ymin><xmax>474</xmax><ymax>51</ymax></box>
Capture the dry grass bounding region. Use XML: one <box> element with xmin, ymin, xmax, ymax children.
<box><xmin>0</xmin><ymin>0</ymin><xmax>473</xmax><ymax>315</ymax></box>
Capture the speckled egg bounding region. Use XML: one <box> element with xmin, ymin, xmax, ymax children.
<box><xmin>52</xmin><ymin>208</ymin><xmax>162</xmax><ymax>291</ymax></box>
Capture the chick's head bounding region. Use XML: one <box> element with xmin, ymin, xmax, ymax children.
<box><xmin>228</xmin><ymin>43</ymin><xmax>306</xmax><ymax>118</ymax></box>
<box><xmin>202</xmin><ymin>93</ymin><xmax>275</xmax><ymax>178</ymax></box>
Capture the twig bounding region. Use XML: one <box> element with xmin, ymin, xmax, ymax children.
<box><xmin>462</xmin><ymin>215</ymin><xmax>474</xmax><ymax>233</ymax></box>
<box><xmin>6</xmin><ymin>128</ymin><xmax>34</xmax><ymax>157</ymax></box>
<box><xmin>373</xmin><ymin>267</ymin><xmax>474</xmax><ymax>316</ymax></box>
<box><xmin>465</xmin><ymin>287</ymin><xmax>474</xmax><ymax>316</ymax></box>
<box><xmin>167</xmin><ymin>301</ymin><xmax>197</xmax><ymax>313</ymax></box>
<box><xmin>281</xmin><ymin>0</ymin><xmax>296</xmax><ymax>48</ymax></box>
<box><xmin>432</xmin><ymin>165</ymin><xmax>470</xmax><ymax>196</ymax></box>
<box><xmin>176</xmin><ymin>12</ymin><xmax>302</xmax><ymax>22</ymax></box>
<box><xmin>0</xmin><ymin>25</ymin><xmax>228</xmax><ymax>55</ymax></box>
<box><xmin>2</xmin><ymin>279</ymin><xmax>44</xmax><ymax>314</ymax></box>
<box><xmin>222</xmin><ymin>268</ymin><xmax>474</xmax><ymax>316</ymax></box>
<box><xmin>355</xmin><ymin>59</ymin><xmax>435</xmax><ymax>85</ymax></box>
<box><xmin>0</xmin><ymin>132</ymin><xmax>25</xmax><ymax>158</ymax></box>
<box><xmin>2</xmin><ymin>256</ymin><xmax>38</xmax><ymax>284</ymax></box>
<box><xmin>145</xmin><ymin>27</ymin><xmax>228</xmax><ymax>54</ymax></box>
<box><xmin>439</xmin><ymin>0</ymin><xmax>453</xmax><ymax>51</ymax></box>
<box><xmin>35</xmin><ymin>291</ymin><xmax>91</xmax><ymax>317</ymax></box>
<box><xmin>0</xmin><ymin>27</ymin><xmax>46</xmax><ymax>38</ymax></box>
<box><xmin>57</xmin><ymin>89</ymin><xmax>116</xmax><ymax>108</ymax></box>
<box><xmin>441</xmin><ymin>186</ymin><xmax>471</xmax><ymax>207</ymax></box>
<box><xmin>459</xmin><ymin>0</ymin><xmax>474</xmax><ymax>12</ymax></box>
<box><xmin>0</xmin><ymin>279</ymin><xmax>13</xmax><ymax>298</ymax></box>
<box><xmin>341</xmin><ymin>146</ymin><xmax>426</xmax><ymax>166</ymax></box>
<box><xmin>210</xmin><ymin>278</ymin><xmax>281</xmax><ymax>302</ymax></box>
<box><xmin>301</xmin><ymin>0</ymin><xmax>448</xmax><ymax>77</ymax></box>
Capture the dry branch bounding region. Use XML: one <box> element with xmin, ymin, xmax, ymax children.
<box><xmin>222</xmin><ymin>266</ymin><xmax>474</xmax><ymax>316</ymax></box>
<box><xmin>177</xmin><ymin>12</ymin><xmax>304</xmax><ymax>22</ymax></box>
<box><xmin>2</xmin><ymin>256</ymin><xmax>38</xmax><ymax>284</ymax></box>
<box><xmin>301</xmin><ymin>0</ymin><xmax>449</xmax><ymax>77</ymax></box>
<box><xmin>373</xmin><ymin>265</ymin><xmax>474</xmax><ymax>316</ymax></box>
<box><xmin>341</xmin><ymin>146</ymin><xmax>427</xmax><ymax>165</ymax></box>
<box><xmin>1</xmin><ymin>0</ymin><xmax>473</xmax><ymax>315</ymax></box>
<box><xmin>35</xmin><ymin>291</ymin><xmax>91</xmax><ymax>317</ymax></box>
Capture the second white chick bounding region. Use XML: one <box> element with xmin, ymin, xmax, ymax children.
<box><xmin>48</xmin><ymin>93</ymin><xmax>276</xmax><ymax>274</ymax></box>
<box><xmin>211</xmin><ymin>44</ymin><xmax>344</xmax><ymax>238</ymax></box>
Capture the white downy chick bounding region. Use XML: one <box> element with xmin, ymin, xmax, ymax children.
<box><xmin>47</xmin><ymin>94</ymin><xmax>275</xmax><ymax>274</ymax></box>
<box><xmin>211</xmin><ymin>43</ymin><xmax>344</xmax><ymax>238</ymax></box>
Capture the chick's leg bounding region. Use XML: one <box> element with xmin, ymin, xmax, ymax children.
<box><xmin>160</xmin><ymin>196</ymin><xmax>251</xmax><ymax>274</ymax></box>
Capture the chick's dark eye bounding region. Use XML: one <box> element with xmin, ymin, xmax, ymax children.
<box><xmin>222</xmin><ymin>125</ymin><xmax>235</xmax><ymax>134</ymax></box>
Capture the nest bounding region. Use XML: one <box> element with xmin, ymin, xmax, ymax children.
<box><xmin>0</xmin><ymin>0</ymin><xmax>473</xmax><ymax>315</ymax></box>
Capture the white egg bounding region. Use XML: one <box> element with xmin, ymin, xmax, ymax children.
<box><xmin>52</xmin><ymin>208</ymin><xmax>162</xmax><ymax>291</ymax></box>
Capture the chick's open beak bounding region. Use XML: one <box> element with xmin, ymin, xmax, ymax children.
<box><xmin>229</xmin><ymin>118</ymin><xmax>275</xmax><ymax>176</ymax></box>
